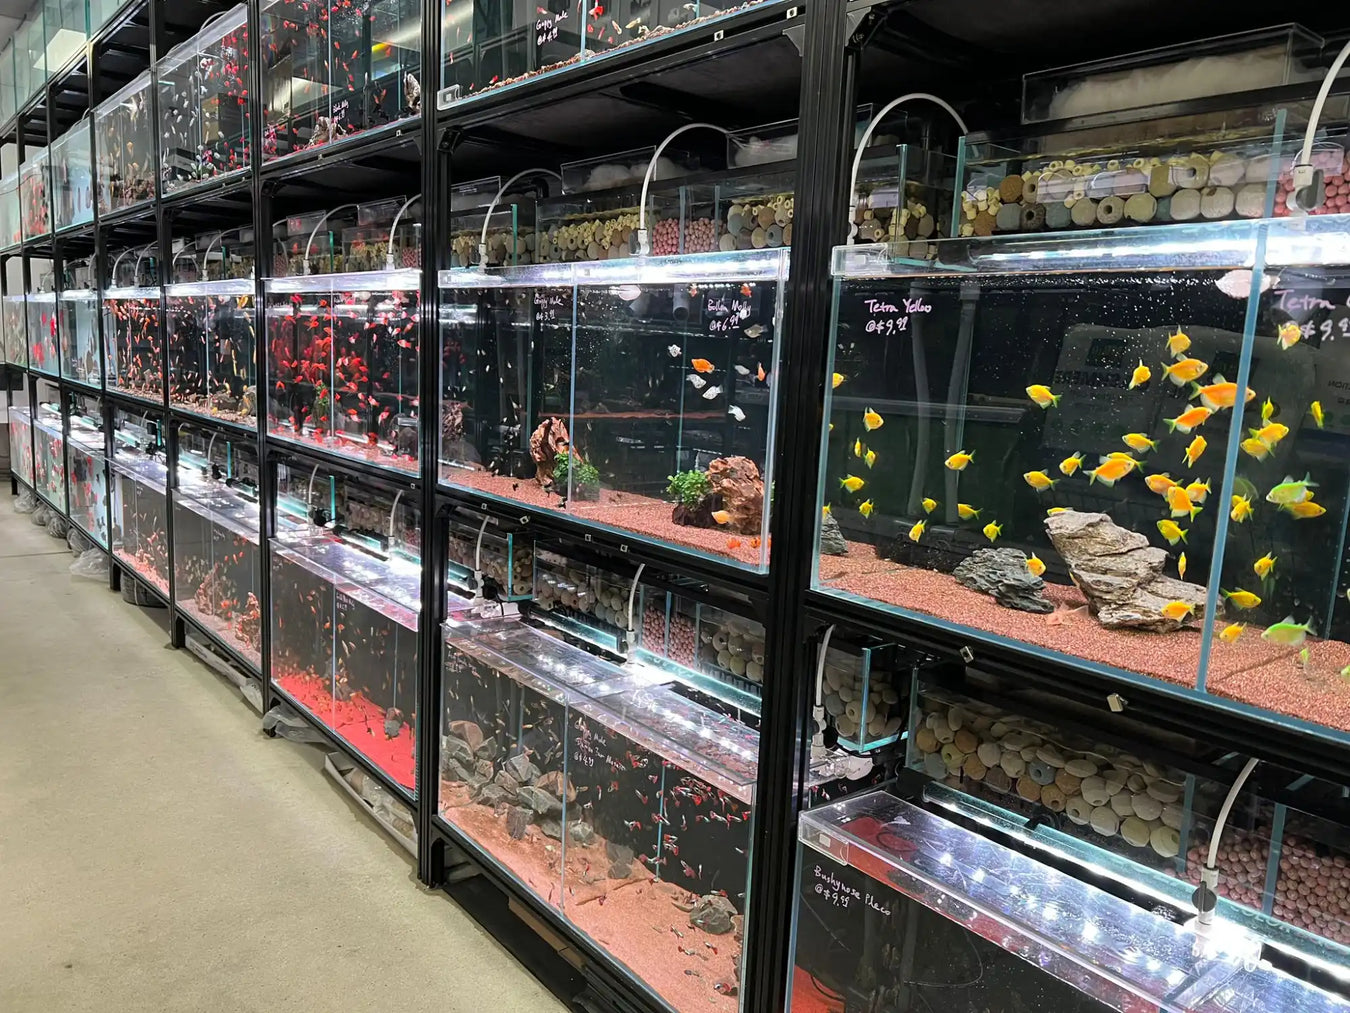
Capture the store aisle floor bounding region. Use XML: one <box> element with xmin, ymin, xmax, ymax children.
<box><xmin>0</xmin><ymin>503</ymin><xmax>565</xmax><ymax>1013</ymax></box>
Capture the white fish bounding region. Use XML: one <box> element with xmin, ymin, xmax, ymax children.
<box><xmin>1215</xmin><ymin>269</ymin><xmax>1280</xmax><ymax>300</ymax></box>
<box><xmin>702</xmin><ymin>385</ymin><xmax>722</xmax><ymax>400</ymax></box>
<box><xmin>734</xmin><ymin>364</ymin><xmax>750</xmax><ymax>376</ymax></box>
<box><xmin>742</xmin><ymin>323</ymin><xmax>767</xmax><ymax>339</ymax></box>
<box><xmin>687</xmin><ymin>373</ymin><xmax>706</xmax><ymax>389</ymax></box>
<box><xmin>667</xmin><ymin>344</ymin><xmax>681</xmax><ymax>357</ymax></box>
<box><xmin>616</xmin><ymin>285</ymin><xmax>642</xmax><ymax>301</ymax></box>
<box><xmin>727</xmin><ymin>406</ymin><xmax>745</xmax><ymax>422</ymax></box>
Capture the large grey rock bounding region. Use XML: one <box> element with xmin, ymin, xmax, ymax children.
<box><xmin>539</xmin><ymin>818</ymin><xmax>564</xmax><ymax>840</ymax></box>
<box><xmin>689</xmin><ymin>894</ymin><xmax>737</xmax><ymax>935</ymax></box>
<box><xmin>516</xmin><ymin>785</ymin><xmax>563</xmax><ymax>816</ymax></box>
<box><xmin>506</xmin><ymin>805</ymin><xmax>533</xmax><ymax>840</ymax></box>
<box><xmin>443</xmin><ymin>758</ymin><xmax>476</xmax><ymax>784</ymax></box>
<box><xmin>952</xmin><ymin>548</ymin><xmax>1055</xmax><ymax>613</ymax></box>
<box><xmin>569</xmin><ymin>822</ymin><xmax>596</xmax><ymax>847</ymax></box>
<box><xmin>605</xmin><ymin>841</ymin><xmax>634</xmax><ymax>878</ymax></box>
<box><xmin>819</xmin><ymin>511</ymin><xmax>848</xmax><ymax>556</ymax></box>
<box><xmin>449</xmin><ymin>719</ymin><xmax>484</xmax><ymax>753</ymax></box>
<box><xmin>1045</xmin><ymin>510</ymin><xmax>1207</xmax><ymax>631</ymax></box>
<box><xmin>474</xmin><ymin>759</ymin><xmax>495</xmax><ymax>782</ymax></box>
<box><xmin>443</xmin><ymin>735</ymin><xmax>475</xmax><ymax>765</ymax></box>
<box><xmin>493</xmin><ymin>770</ymin><xmax>521</xmax><ymax>799</ymax></box>
<box><xmin>475</xmin><ymin>783</ymin><xmax>512</xmax><ymax>808</ymax></box>
<box><xmin>474</xmin><ymin>736</ymin><xmax>499</xmax><ymax>760</ymax></box>
<box><xmin>536</xmin><ymin>770</ymin><xmax>576</xmax><ymax>803</ymax></box>
<box><xmin>504</xmin><ymin>753</ymin><xmax>541</xmax><ymax>784</ymax></box>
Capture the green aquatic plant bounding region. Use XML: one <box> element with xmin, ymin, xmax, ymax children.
<box><xmin>554</xmin><ymin>450</ymin><xmax>599</xmax><ymax>500</ymax></box>
<box><xmin>666</xmin><ymin>469</ymin><xmax>711</xmax><ymax>508</ymax></box>
<box><xmin>312</xmin><ymin>379</ymin><xmax>331</xmax><ymax>426</ymax></box>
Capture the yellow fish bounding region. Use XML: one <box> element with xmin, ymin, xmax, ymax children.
<box><xmin>1277</xmin><ymin>321</ymin><xmax>1302</xmax><ymax>350</ymax></box>
<box><xmin>1145</xmin><ymin>473</ymin><xmax>1179</xmax><ymax>497</ymax></box>
<box><xmin>1162</xmin><ymin>357</ymin><xmax>1208</xmax><ymax>386</ymax></box>
<box><xmin>864</xmin><ymin>449</ymin><xmax>877</xmax><ymax>469</ymax></box>
<box><xmin>1230</xmin><ymin>494</ymin><xmax>1253</xmax><ymax>523</ymax></box>
<box><xmin>1128</xmin><ymin>360</ymin><xmax>1151</xmax><ymax>389</ymax></box>
<box><xmin>1087</xmin><ymin>456</ymin><xmax>1137</xmax><ymax>486</ymax></box>
<box><xmin>921</xmin><ymin>497</ymin><xmax>937</xmax><ymax>514</ymax></box>
<box><xmin>1046</xmin><ymin>507</ymin><xmax>1068</xmax><ymax>515</ymax></box>
<box><xmin>1250</xmin><ymin>422</ymin><xmax>1289</xmax><ymax>448</ymax></box>
<box><xmin>1253</xmin><ymin>553</ymin><xmax>1276</xmax><ymax>579</ymax></box>
<box><xmin>1261</xmin><ymin>397</ymin><xmax>1275</xmax><ymax>424</ymax></box>
<box><xmin>1022</xmin><ymin>470</ymin><xmax>1058</xmax><ymax>493</ymax></box>
<box><xmin>957</xmin><ymin>503</ymin><xmax>981</xmax><ymax>520</ymax></box>
<box><xmin>859</xmin><ymin>499</ymin><xmax>875</xmax><ymax>519</ymax></box>
<box><xmin>839</xmin><ymin>475</ymin><xmax>865</xmax><ymax>493</ymax></box>
<box><xmin>1026</xmin><ymin>553</ymin><xmax>1046</xmax><ymax>577</ymax></box>
<box><xmin>908</xmin><ymin>518</ymin><xmax>925</xmax><ymax>542</ymax></box>
<box><xmin>1160</xmin><ymin>600</ymin><xmax>1194</xmax><ymax>621</ymax></box>
<box><xmin>1166</xmin><ymin>328</ymin><xmax>1191</xmax><ymax>359</ymax></box>
<box><xmin>944</xmin><ymin>450</ymin><xmax>974</xmax><ymax>471</ymax></box>
<box><xmin>1191</xmin><ymin>379</ymin><xmax>1255</xmax><ymax>412</ymax></box>
<box><xmin>1106</xmin><ymin>451</ymin><xmax>1139</xmax><ymax>461</ymax></box>
<box><xmin>832</xmin><ymin>372</ymin><xmax>846</xmax><ymax>388</ymax></box>
<box><xmin>1026</xmin><ymin>384</ymin><xmax>1061</xmax><ymax>409</ymax></box>
<box><xmin>1222</xmin><ymin>589</ymin><xmax>1262</xmax><ymax>609</ymax></box>
<box><xmin>1166</xmin><ymin>485</ymin><xmax>1201</xmax><ymax>520</ymax></box>
<box><xmin>1240</xmin><ymin>437</ymin><xmax>1272</xmax><ymax>461</ymax></box>
<box><xmin>1282</xmin><ymin>499</ymin><xmax>1327</xmax><ymax>519</ymax></box>
<box><xmin>1310</xmin><ymin>400</ymin><xmax>1325</xmax><ymax>428</ymax></box>
<box><xmin>821</xmin><ymin>504</ymin><xmax>831</xmax><ymax>518</ymax></box>
<box><xmin>982</xmin><ymin>521</ymin><xmax>1002</xmax><ymax>543</ymax></box>
<box><xmin>853</xmin><ymin>438</ymin><xmax>864</xmax><ymax>458</ymax></box>
<box><xmin>1185</xmin><ymin>478</ymin><xmax>1211</xmax><ymax>503</ymax></box>
<box><xmin>1156</xmin><ymin>519</ymin><xmax>1188</xmax><ymax>545</ymax></box>
<box><xmin>712</xmin><ymin>510</ymin><xmax>731</xmax><ymax>525</ymax></box>
<box><xmin>1178</xmin><ymin>552</ymin><xmax>1187</xmax><ymax>581</ymax></box>
<box><xmin>1165</xmin><ymin>405</ymin><xmax>1212</xmax><ymax>434</ymax></box>
<box><xmin>1219</xmin><ymin>623</ymin><xmax>1246</xmax><ymax>643</ymax></box>
<box><xmin>1122</xmin><ymin>433</ymin><xmax>1158</xmax><ymax>454</ymax></box>
<box><xmin>1183</xmin><ymin>435</ymin><xmax>1207</xmax><ymax>468</ymax></box>
<box><xmin>1266</xmin><ymin>474</ymin><xmax>1316</xmax><ymax>505</ymax></box>
<box><xmin>862</xmin><ymin>407</ymin><xmax>884</xmax><ymax>431</ymax></box>
<box><xmin>1059</xmin><ymin>452</ymin><xmax>1084</xmax><ymax>476</ymax></box>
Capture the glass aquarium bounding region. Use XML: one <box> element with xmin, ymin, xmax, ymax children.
<box><xmin>167</xmin><ymin>231</ymin><xmax>256</xmax><ymax>428</ymax></box>
<box><xmin>58</xmin><ymin>256</ymin><xmax>100</xmax><ymax>385</ymax></box>
<box><xmin>270</xmin><ymin>456</ymin><xmax>421</xmax><ymax>792</ymax></box>
<box><xmin>266</xmin><ymin>204</ymin><xmax>421</xmax><ymax>474</ymax></box>
<box><xmin>173</xmin><ymin>423</ymin><xmax>261</xmax><ymax>670</ymax></box>
<box><xmin>2</xmin><ymin>282</ymin><xmax>26</xmax><ymax>367</ymax></box>
<box><xmin>32</xmin><ymin>387</ymin><xmax>67</xmax><ymax>511</ymax></box>
<box><xmin>45</xmin><ymin>0</ymin><xmax>89</xmax><ymax>73</ymax></box>
<box><xmin>788</xmin><ymin>791</ymin><xmax>1347</xmax><ymax>1013</ymax></box>
<box><xmin>66</xmin><ymin>392</ymin><xmax>108</xmax><ymax>548</ymax></box>
<box><xmin>110</xmin><ymin>408</ymin><xmax>169</xmax><ymax>596</ymax></box>
<box><xmin>8</xmin><ymin>403</ymin><xmax>33</xmax><ymax>487</ymax></box>
<box><xmin>444</xmin><ymin>504</ymin><xmax>534</xmax><ymax>602</ymax></box>
<box><xmin>438</xmin><ymin>0</ymin><xmax>779</xmax><ymax>109</ymax></box>
<box><xmin>439</xmin><ymin>248</ymin><xmax>786</xmax><ymax>572</ymax></box>
<box><xmin>105</xmin><ymin>244</ymin><xmax>163</xmax><ymax>404</ymax></box>
<box><xmin>26</xmin><ymin>269</ymin><xmax>58</xmax><ymax>376</ymax></box>
<box><xmin>817</xmin><ymin>215</ymin><xmax>1350</xmax><ymax>748</ymax></box>
<box><xmin>19</xmin><ymin>145</ymin><xmax>51</xmax><ymax>240</ymax></box>
<box><xmin>157</xmin><ymin>5</ymin><xmax>251</xmax><ymax>196</ymax></box>
<box><xmin>0</xmin><ymin>172</ymin><xmax>19</xmax><ymax>250</ymax></box>
<box><xmin>94</xmin><ymin>70</ymin><xmax>155</xmax><ymax>214</ymax></box>
<box><xmin>89</xmin><ymin>0</ymin><xmax>121</xmax><ymax>36</ymax></box>
<box><xmin>259</xmin><ymin>0</ymin><xmax>422</xmax><ymax>163</ymax></box>
<box><xmin>439</xmin><ymin>606</ymin><xmax>757</xmax><ymax>1012</ymax></box>
<box><xmin>0</xmin><ymin>39</ymin><xmax>14</xmax><ymax>127</ymax></box>
<box><xmin>14</xmin><ymin>11</ymin><xmax>45</xmax><ymax>109</ymax></box>
<box><xmin>51</xmin><ymin>118</ymin><xmax>94</xmax><ymax>231</ymax></box>
<box><xmin>447</xmin><ymin>175</ymin><xmax>539</xmax><ymax>269</ymax></box>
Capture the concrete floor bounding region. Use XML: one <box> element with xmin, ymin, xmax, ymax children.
<box><xmin>0</xmin><ymin>501</ymin><xmax>566</xmax><ymax>1013</ymax></box>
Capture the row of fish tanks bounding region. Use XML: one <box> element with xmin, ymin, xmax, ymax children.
<box><xmin>8</xmin><ymin>384</ymin><xmax>109</xmax><ymax>548</ymax></box>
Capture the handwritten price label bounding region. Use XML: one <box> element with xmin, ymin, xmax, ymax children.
<box><xmin>812</xmin><ymin>864</ymin><xmax>892</xmax><ymax>915</ymax></box>
<box><xmin>534</xmin><ymin>292</ymin><xmax>568</xmax><ymax>324</ymax></box>
<box><xmin>536</xmin><ymin>9</ymin><xmax>568</xmax><ymax>46</ymax></box>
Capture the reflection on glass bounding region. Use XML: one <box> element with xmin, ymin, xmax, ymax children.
<box><xmin>8</xmin><ymin>404</ymin><xmax>33</xmax><ymax>485</ymax></box>
<box><xmin>51</xmin><ymin>119</ymin><xmax>94</xmax><ymax>231</ymax></box>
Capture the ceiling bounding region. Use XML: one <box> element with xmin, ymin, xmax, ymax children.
<box><xmin>0</xmin><ymin>0</ymin><xmax>27</xmax><ymax>50</ymax></box>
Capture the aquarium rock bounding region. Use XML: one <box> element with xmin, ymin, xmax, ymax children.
<box><xmin>475</xmin><ymin>736</ymin><xmax>499</xmax><ymax>761</ymax></box>
<box><xmin>705</xmin><ymin>456</ymin><xmax>765</xmax><ymax>534</ymax></box>
<box><xmin>449</xmin><ymin>719</ymin><xmax>484</xmax><ymax>753</ymax></box>
<box><xmin>504</xmin><ymin>753</ymin><xmax>541</xmax><ymax>784</ymax></box>
<box><xmin>689</xmin><ymin>895</ymin><xmax>737</xmax><ymax>935</ymax></box>
<box><xmin>952</xmin><ymin>549</ymin><xmax>1054</xmax><ymax>613</ymax></box>
<box><xmin>819</xmin><ymin>511</ymin><xmax>848</xmax><ymax>556</ymax></box>
<box><xmin>517</xmin><ymin>786</ymin><xmax>563</xmax><ymax>817</ymax></box>
<box><xmin>1045</xmin><ymin>510</ymin><xmax>1207</xmax><ymax>631</ymax></box>
<box><xmin>539</xmin><ymin>818</ymin><xmax>564</xmax><ymax>840</ymax></box>
<box><xmin>493</xmin><ymin>770</ymin><xmax>521</xmax><ymax>800</ymax></box>
<box><xmin>506</xmin><ymin>805</ymin><xmax>533</xmax><ymax>841</ymax></box>
<box><xmin>474</xmin><ymin>758</ymin><xmax>495</xmax><ymax>782</ymax></box>
<box><xmin>475</xmin><ymin>784</ymin><xmax>512</xmax><ymax>808</ymax></box>
<box><xmin>536</xmin><ymin>769</ymin><xmax>577</xmax><ymax>803</ymax></box>
<box><xmin>444</xmin><ymin>734</ymin><xmax>476</xmax><ymax>766</ymax></box>
<box><xmin>605</xmin><ymin>841</ymin><xmax>634</xmax><ymax>877</ymax></box>
<box><xmin>569</xmin><ymin>822</ymin><xmax>596</xmax><ymax>846</ymax></box>
<box><xmin>529</xmin><ymin>417</ymin><xmax>576</xmax><ymax>488</ymax></box>
<box><xmin>443</xmin><ymin>758</ymin><xmax>476</xmax><ymax>784</ymax></box>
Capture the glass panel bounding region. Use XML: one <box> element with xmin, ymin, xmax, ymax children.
<box><xmin>46</xmin><ymin>0</ymin><xmax>88</xmax><ymax>73</ymax></box>
<box><xmin>51</xmin><ymin>119</ymin><xmax>94</xmax><ymax>231</ymax></box>
<box><xmin>444</xmin><ymin>506</ymin><xmax>533</xmax><ymax>600</ymax></box>
<box><xmin>32</xmin><ymin>390</ymin><xmax>67</xmax><ymax>510</ymax></box>
<box><xmin>0</xmin><ymin>41</ymin><xmax>15</xmax><ymax>126</ymax></box>
<box><xmin>2</xmin><ymin>283</ymin><xmax>27</xmax><ymax>367</ymax></box>
<box><xmin>110</xmin><ymin>408</ymin><xmax>169</xmax><ymax>595</ymax></box>
<box><xmin>0</xmin><ymin>173</ymin><xmax>20</xmax><ymax>250</ymax></box>
<box><xmin>58</xmin><ymin>256</ymin><xmax>100</xmax><ymax>383</ymax></box>
<box><xmin>89</xmin><ymin>0</ymin><xmax>122</xmax><ymax>36</ymax></box>
<box><xmin>65</xmin><ymin>392</ymin><xmax>107</xmax><ymax>547</ymax></box>
<box><xmin>26</xmin><ymin>269</ymin><xmax>58</xmax><ymax>376</ymax></box>
<box><xmin>157</xmin><ymin>5</ymin><xmax>251</xmax><ymax>196</ymax></box>
<box><xmin>20</xmin><ymin>146</ymin><xmax>52</xmax><ymax>240</ymax></box>
<box><xmin>7</xmin><ymin>404</ymin><xmax>33</xmax><ymax>486</ymax></box>
<box><xmin>16</xmin><ymin>11</ymin><xmax>46</xmax><ymax>106</ymax></box>
<box><xmin>104</xmin><ymin>245</ymin><xmax>162</xmax><ymax>403</ymax></box>
<box><xmin>173</xmin><ymin>423</ymin><xmax>262</xmax><ymax>669</ymax></box>
<box><xmin>439</xmin><ymin>249</ymin><xmax>787</xmax><ymax>573</ymax></box>
<box><xmin>93</xmin><ymin>71</ymin><xmax>155</xmax><ymax>214</ymax></box>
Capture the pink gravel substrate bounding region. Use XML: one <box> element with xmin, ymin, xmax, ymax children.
<box><xmin>170</xmin><ymin>398</ymin><xmax>257</xmax><ymax>430</ymax></box>
<box><xmin>116</xmin><ymin>552</ymin><xmax>170</xmax><ymax>597</ymax></box>
<box><xmin>820</xmin><ymin>540</ymin><xmax>1350</xmax><ymax>734</ymax></box>
<box><xmin>269</xmin><ymin>426</ymin><xmax>418</xmax><ymax>476</ymax></box>
<box><xmin>445</xmin><ymin>468</ymin><xmax>766</xmax><ymax>569</ymax></box>
<box><xmin>441</xmin><ymin>794</ymin><xmax>740</xmax><ymax>1012</ymax></box>
<box><xmin>177</xmin><ymin>598</ymin><xmax>261</xmax><ymax>670</ymax></box>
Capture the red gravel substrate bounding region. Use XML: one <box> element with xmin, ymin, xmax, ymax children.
<box><xmin>440</xmin><ymin>793</ymin><xmax>740</xmax><ymax>1013</ymax></box>
<box><xmin>177</xmin><ymin>599</ymin><xmax>261</xmax><ymax>670</ymax></box>
<box><xmin>269</xmin><ymin>427</ymin><xmax>418</xmax><ymax>476</ymax></box>
<box><xmin>443</xmin><ymin>467</ymin><xmax>767</xmax><ymax>569</ymax></box>
<box><xmin>275</xmin><ymin>669</ymin><xmax>415</xmax><ymax>789</ymax></box>
<box><xmin>819</xmin><ymin>540</ymin><xmax>1350</xmax><ymax>733</ymax></box>
<box><xmin>116</xmin><ymin>552</ymin><xmax>170</xmax><ymax>597</ymax></box>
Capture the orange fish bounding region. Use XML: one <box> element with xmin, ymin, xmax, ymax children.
<box><xmin>750</xmin><ymin>537</ymin><xmax>762</xmax><ymax>549</ymax></box>
<box><xmin>691</xmin><ymin>358</ymin><xmax>715</xmax><ymax>374</ymax></box>
<box><xmin>726</xmin><ymin>537</ymin><xmax>741</xmax><ymax>549</ymax></box>
<box><xmin>740</xmin><ymin>283</ymin><xmax>752</xmax><ymax>297</ymax></box>
<box><xmin>756</xmin><ymin>362</ymin><xmax>766</xmax><ymax>382</ymax></box>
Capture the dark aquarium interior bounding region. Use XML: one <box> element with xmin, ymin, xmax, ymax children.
<box><xmin>105</xmin><ymin>245</ymin><xmax>164</xmax><ymax>404</ymax></box>
<box><xmin>111</xmin><ymin>410</ymin><xmax>170</xmax><ymax>595</ymax></box>
<box><xmin>94</xmin><ymin>71</ymin><xmax>155</xmax><ymax>214</ymax></box>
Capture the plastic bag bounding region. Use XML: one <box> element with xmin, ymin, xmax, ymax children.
<box><xmin>14</xmin><ymin>490</ymin><xmax>36</xmax><ymax>513</ymax></box>
<box><xmin>46</xmin><ymin>513</ymin><xmax>68</xmax><ymax>539</ymax></box>
<box><xmin>67</xmin><ymin>528</ymin><xmax>93</xmax><ymax>555</ymax></box>
<box><xmin>262</xmin><ymin>702</ymin><xmax>327</xmax><ymax>743</ymax></box>
<box><xmin>70</xmin><ymin>548</ymin><xmax>109</xmax><ymax>581</ymax></box>
<box><xmin>30</xmin><ymin>504</ymin><xmax>50</xmax><ymax>526</ymax></box>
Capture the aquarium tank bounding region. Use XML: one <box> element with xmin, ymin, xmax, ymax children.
<box><xmin>32</xmin><ymin>388</ymin><xmax>66</xmax><ymax>512</ymax></box>
<box><xmin>173</xmin><ymin>423</ymin><xmax>262</xmax><ymax>670</ymax></box>
<box><xmin>270</xmin><ymin>455</ymin><xmax>422</xmax><ymax>792</ymax></box>
<box><xmin>265</xmin><ymin>201</ymin><xmax>421</xmax><ymax>475</ymax></box>
<box><xmin>0</xmin><ymin>172</ymin><xmax>19</xmax><ymax>250</ymax></box>
<box><xmin>157</xmin><ymin>5</ymin><xmax>251</xmax><ymax>196</ymax></box>
<box><xmin>58</xmin><ymin>256</ymin><xmax>100</xmax><ymax>386</ymax></box>
<box><xmin>94</xmin><ymin>70</ymin><xmax>155</xmax><ymax>214</ymax></box>
<box><xmin>2</xmin><ymin>281</ymin><xmax>26</xmax><ymax>367</ymax></box>
<box><xmin>19</xmin><ymin>145</ymin><xmax>51</xmax><ymax>240</ymax></box>
<box><xmin>26</xmin><ymin>268</ymin><xmax>58</xmax><ymax>377</ymax></box>
<box><xmin>439</xmin><ymin>246</ymin><xmax>785</xmax><ymax>572</ymax></box>
<box><xmin>110</xmin><ymin>408</ymin><xmax>169</xmax><ymax>596</ymax></box>
<box><xmin>259</xmin><ymin>0</ymin><xmax>422</xmax><ymax>162</ymax></box>
<box><xmin>51</xmin><ymin>117</ymin><xmax>94</xmax><ymax>232</ymax></box>
<box><xmin>66</xmin><ymin>392</ymin><xmax>108</xmax><ymax>548</ymax></box>
<box><xmin>8</xmin><ymin>403</ymin><xmax>33</xmax><ymax>487</ymax></box>
<box><xmin>167</xmin><ymin>230</ymin><xmax>257</xmax><ymax>428</ymax></box>
<box><xmin>105</xmin><ymin>245</ymin><xmax>163</xmax><ymax>405</ymax></box>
